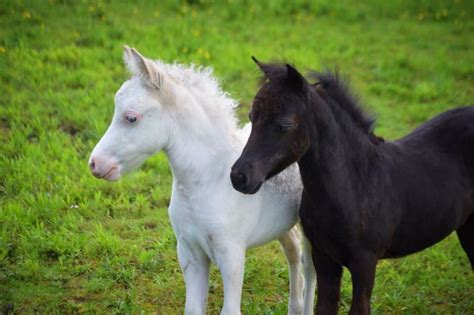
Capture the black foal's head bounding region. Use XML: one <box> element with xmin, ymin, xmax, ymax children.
<box><xmin>231</xmin><ymin>58</ymin><xmax>312</xmax><ymax>194</ymax></box>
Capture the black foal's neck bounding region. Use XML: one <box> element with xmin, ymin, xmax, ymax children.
<box><xmin>298</xmin><ymin>90</ymin><xmax>376</xmax><ymax>196</ymax></box>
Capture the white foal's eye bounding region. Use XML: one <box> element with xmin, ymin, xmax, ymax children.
<box><xmin>125</xmin><ymin>114</ymin><xmax>137</xmax><ymax>123</ymax></box>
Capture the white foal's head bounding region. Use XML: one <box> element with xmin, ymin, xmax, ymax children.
<box><xmin>89</xmin><ymin>46</ymin><xmax>183</xmax><ymax>180</ymax></box>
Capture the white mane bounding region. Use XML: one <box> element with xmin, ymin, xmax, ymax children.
<box><xmin>155</xmin><ymin>60</ymin><xmax>240</xmax><ymax>134</ymax></box>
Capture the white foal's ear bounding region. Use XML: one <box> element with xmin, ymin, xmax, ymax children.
<box><xmin>123</xmin><ymin>45</ymin><xmax>164</xmax><ymax>89</ymax></box>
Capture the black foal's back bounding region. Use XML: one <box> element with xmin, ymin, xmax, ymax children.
<box><xmin>369</xmin><ymin>107</ymin><xmax>474</xmax><ymax>258</ymax></box>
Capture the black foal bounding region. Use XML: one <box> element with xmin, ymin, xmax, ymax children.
<box><xmin>231</xmin><ymin>59</ymin><xmax>474</xmax><ymax>314</ymax></box>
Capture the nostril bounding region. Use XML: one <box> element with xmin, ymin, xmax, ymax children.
<box><xmin>231</xmin><ymin>167</ymin><xmax>249</xmax><ymax>189</ymax></box>
<box><xmin>89</xmin><ymin>159</ymin><xmax>96</xmax><ymax>172</ymax></box>
<box><xmin>237</xmin><ymin>172</ymin><xmax>247</xmax><ymax>185</ymax></box>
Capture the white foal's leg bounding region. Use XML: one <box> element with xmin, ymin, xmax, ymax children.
<box><xmin>177</xmin><ymin>241</ymin><xmax>211</xmax><ymax>315</ymax></box>
<box><xmin>215</xmin><ymin>245</ymin><xmax>246</xmax><ymax>315</ymax></box>
<box><xmin>279</xmin><ymin>227</ymin><xmax>304</xmax><ymax>315</ymax></box>
<box><xmin>302</xmin><ymin>237</ymin><xmax>316</xmax><ymax>315</ymax></box>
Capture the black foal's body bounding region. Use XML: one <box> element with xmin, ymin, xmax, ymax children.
<box><xmin>298</xmin><ymin>106</ymin><xmax>474</xmax><ymax>314</ymax></box>
<box><xmin>230</xmin><ymin>60</ymin><xmax>474</xmax><ymax>314</ymax></box>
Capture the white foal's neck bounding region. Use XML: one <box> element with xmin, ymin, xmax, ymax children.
<box><xmin>160</xmin><ymin>62</ymin><xmax>240</xmax><ymax>186</ymax></box>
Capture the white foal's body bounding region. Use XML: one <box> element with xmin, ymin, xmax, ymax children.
<box><xmin>89</xmin><ymin>46</ymin><xmax>316</xmax><ymax>315</ymax></box>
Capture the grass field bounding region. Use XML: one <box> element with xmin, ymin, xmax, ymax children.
<box><xmin>1</xmin><ymin>0</ymin><xmax>473</xmax><ymax>313</ymax></box>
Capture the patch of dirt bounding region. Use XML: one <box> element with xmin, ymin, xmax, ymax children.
<box><xmin>143</xmin><ymin>222</ymin><xmax>157</xmax><ymax>229</ymax></box>
<box><xmin>0</xmin><ymin>117</ymin><xmax>10</xmax><ymax>135</ymax></box>
<box><xmin>59</xmin><ymin>122</ymin><xmax>81</xmax><ymax>136</ymax></box>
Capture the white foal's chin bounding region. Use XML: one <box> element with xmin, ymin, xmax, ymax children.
<box><xmin>113</xmin><ymin>157</ymin><xmax>148</xmax><ymax>180</ymax></box>
<box><xmin>96</xmin><ymin>165</ymin><xmax>121</xmax><ymax>181</ymax></box>
<box><xmin>103</xmin><ymin>169</ymin><xmax>121</xmax><ymax>181</ymax></box>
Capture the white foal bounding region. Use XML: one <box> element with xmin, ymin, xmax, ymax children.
<box><xmin>89</xmin><ymin>46</ymin><xmax>316</xmax><ymax>315</ymax></box>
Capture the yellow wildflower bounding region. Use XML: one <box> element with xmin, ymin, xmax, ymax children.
<box><xmin>22</xmin><ymin>10</ymin><xmax>31</xmax><ymax>19</ymax></box>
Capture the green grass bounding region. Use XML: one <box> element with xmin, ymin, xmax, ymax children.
<box><xmin>1</xmin><ymin>0</ymin><xmax>473</xmax><ymax>313</ymax></box>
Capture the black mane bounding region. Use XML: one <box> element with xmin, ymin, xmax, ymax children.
<box><xmin>311</xmin><ymin>70</ymin><xmax>376</xmax><ymax>135</ymax></box>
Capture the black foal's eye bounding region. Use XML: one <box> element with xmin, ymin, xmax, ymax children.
<box><xmin>276</xmin><ymin>124</ymin><xmax>293</xmax><ymax>133</ymax></box>
<box><xmin>125</xmin><ymin>115</ymin><xmax>137</xmax><ymax>123</ymax></box>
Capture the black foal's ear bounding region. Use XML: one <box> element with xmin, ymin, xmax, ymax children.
<box><xmin>251</xmin><ymin>56</ymin><xmax>260</xmax><ymax>65</ymax></box>
<box><xmin>251</xmin><ymin>56</ymin><xmax>263</xmax><ymax>69</ymax></box>
<box><xmin>252</xmin><ymin>56</ymin><xmax>273</xmax><ymax>76</ymax></box>
<box><xmin>286</xmin><ymin>64</ymin><xmax>306</xmax><ymax>91</ymax></box>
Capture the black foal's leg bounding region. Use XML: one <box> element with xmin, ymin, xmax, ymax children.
<box><xmin>347</xmin><ymin>252</ymin><xmax>378</xmax><ymax>315</ymax></box>
<box><xmin>457</xmin><ymin>214</ymin><xmax>474</xmax><ymax>270</ymax></box>
<box><xmin>312</xmin><ymin>249</ymin><xmax>343</xmax><ymax>315</ymax></box>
